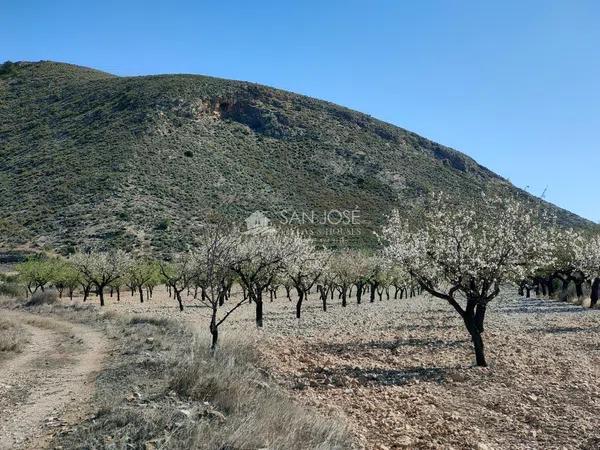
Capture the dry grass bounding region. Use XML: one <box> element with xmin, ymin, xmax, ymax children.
<box><xmin>25</xmin><ymin>289</ymin><xmax>59</xmax><ymax>306</ymax></box>
<box><xmin>0</xmin><ymin>315</ymin><xmax>29</xmax><ymax>354</ymax></box>
<box><xmin>43</xmin><ymin>307</ymin><xmax>352</xmax><ymax>449</ymax></box>
<box><xmin>169</xmin><ymin>331</ymin><xmax>352</xmax><ymax>450</ymax></box>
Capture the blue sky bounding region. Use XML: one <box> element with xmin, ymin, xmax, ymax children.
<box><xmin>3</xmin><ymin>1</ymin><xmax>599</xmax><ymax>221</ymax></box>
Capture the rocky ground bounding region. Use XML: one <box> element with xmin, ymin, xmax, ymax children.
<box><xmin>51</xmin><ymin>288</ymin><xmax>600</xmax><ymax>449</ymax></box>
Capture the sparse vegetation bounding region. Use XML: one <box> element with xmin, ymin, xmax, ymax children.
<box><xmin>0</xmin><ymin>61</ymin><xmax>592</xmax><ymax>254</ymax></box>
<box><xmin>0</xmin><ymin>316</ymin><xmax>28</xmax><ymax>354</ymax></box>
<box><xmin>24</xmin><ymin>289</ymin><xmax>59</xmax><ymax>306</ymax></box>
<box><xmin>25</xmin><ymin>304</ymin><xmax>352</xmax><ymax>450</ymax></box>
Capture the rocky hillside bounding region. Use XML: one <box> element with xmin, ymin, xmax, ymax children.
<box><xmin>0</xmin><ymin>61</ymin><xmax>589</xmax><ymax>253</ymax></box>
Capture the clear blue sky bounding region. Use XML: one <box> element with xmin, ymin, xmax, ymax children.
<box><xmin>3</xmin><ymin>0</ymin><xmax>599</xmax><ymax>221</ymax></box>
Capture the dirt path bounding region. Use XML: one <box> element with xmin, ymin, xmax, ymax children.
<box><xmin>0</xmin><ymin>310</ymin><xmax>106</xmax><ymax>450</ymax></box>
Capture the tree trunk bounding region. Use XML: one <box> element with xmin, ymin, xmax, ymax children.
<box><xmin>210</xmin><ymin>310</ymin><xmax>219</xmax><ymax>353</ymax></box>
<box><xmin>545</xmin><ymin>276</ymin><xmax>553</xmax><ymax>298</ymax></box>
<box><xmin>575</xmin><ymin>281</ymin><xmax>584</xmax><ymax>300</ymax></box>
<box><xmin>138</xmin><ymin>286</ymin><xmax>144</xmax><ymax>303</ymax></box>
<box><xmin>255</xmin><ymin>296</ymin><xmax>264</xmax><ymax>328</ymax></box>
<box><xmin>369</xmin><ymin>283</ymin><xmax>377</xmax><ymax>303</ymax></box>
<box><xmin>591</xmin><ymin>278</ymin><xmax>599</xmax><ymax>308</ymax></box>
<box><xmin>469</xmin><ymin>324</ymin><xmax>487</xmax><ymax>367</ymax></box>
<box><xmin>475</xmin><ymin>303</ymin><xmax>486</xmax><ymax>333</ymax></box>
<box><xmin>117</xmin><ymin>288</ymin><xmax>121</xmax><ymax>302</ymax></box>
<box><xmin>295</xmin><ymin>289</ymin><xmax>304</xmax><ymax>319</ymax></box>
<box><xmin>341</xmin><ymin>288</ymin><xmax>347</xmax><ymax>307</ymax></box>
<box><xmin>540</xmin><ymin>280</ymin><xmax>547</xmax><ymax>297</ymax></box>
<box><xmin>356</xmin><ymin>283</ymin><xmax>363</xmax><ymax>304</ymax></box>
<box><xmin>464</xmin><ymin>301</ymin><xmax>487</xmax><ymax>367</ymax></box>
<box><xmin>175</xmin><ymin>290</ymin><xmax>184</xmax><ymax>311</ymax></box>
<box><xmin>560</xmin><ymin>278</ymin><xmax>570</xmax><ymax>302</ymax></box>
<box><xmin>98</xmin><ymin>287</ymin><xmax>105</xmax><ymax>307</ymax></box>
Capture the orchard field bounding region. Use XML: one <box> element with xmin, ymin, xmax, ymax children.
<box><xmin>2</xmin><ymin>193</ymin><xmax>600</xmax><ymax>449</ymax></box>
<box><xmin>32</xmin><ymin>285</ymin><xmax>600</xmax><ymax>449</ymax></box>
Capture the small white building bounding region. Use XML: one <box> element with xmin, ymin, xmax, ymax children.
<box><xmin>245</xmin><ymin>211</ymin><xmax>271</xmax><ymax>231</ymax></box>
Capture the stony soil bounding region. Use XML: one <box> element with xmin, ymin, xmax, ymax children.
<box><xmin>55</xmin><ymin>288</ymin><xmax>600</xmax><ymax>449</ymax></box>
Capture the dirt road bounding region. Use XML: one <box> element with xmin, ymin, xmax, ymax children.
<box><xmin>0</xmin><ymin>311</ymin><xmax>106</xmax><ymax>450</ymax></box>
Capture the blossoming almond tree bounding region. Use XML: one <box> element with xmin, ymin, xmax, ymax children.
<box><xmin>159</xmin><ymin>252</ymin><xmax>196</xmax><ymax>311</ymax></box>
<box><xmin>546</xmin><ymin>228</ymin><xmax>587</xmax><ymax>301</ymax></box>
<box><xmin>71</xmin><ymin>250</ymin><xmax>132</xmax><ymax>307</ymax></box>
<box><xmin>382</xmin><ymin>193</ymin><xmax>552</xmax><ymax>367</ymax></box>
<box><xmin>230</xmin><ymin>230</ymin><xmax>295</xmax><ymax>327</ymax></box>
<box><xmin>283</xmin><ymin>232</ymin><xmax>329</xmax><ymax>319</ymax></box>
<box><xmin>579</xmin><ymin>233</ymin><xmax>600</xmax><ymax>307</ymax></box>
<box><xmin>193</xmin><ymin>226</ymin><xmax>243</xmax><ymax>351</ymax></box>
<box><xmin>328</xmin><ymin>251</ymin><xmax>361</xmax><ymax>307</ymax></box>
<box><xmin>127</xmin><ymin>258</ymin><xmax>160</xmax><ymax>303</ymax></box>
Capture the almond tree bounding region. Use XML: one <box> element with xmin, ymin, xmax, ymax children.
<box><xmin>230</xmin><ymin>230</ymin><xmax>292</xmax><ymax>327</ymax></box>
<box><xmin>193</xmin><ymin>227</ymin><xmax>244</xmax><ymax>351</ymax></box>
<box><xmin>48</xmin><ymin>259</ymin><xmax>82</xmax><ymax>300</ymax></box>
<box><xmin>347</xmin><ymin>251</ymin><xmax>371</xmax><ymax>304</ymax></box>
<box><xmin>108</xmin><ymin>276</ymin><xmax>125</xmax><ymax>302</ymax></box>
<box><xmin>283</xmin><ymin>232</ymin><xmax>329</xmax><ymax>319</ymax></box>
<box><xmin>316</xmin><ymin>260</ymin><xmax>335</xmax><ymax>311</ymax></box>
<box><xmin>128</xmin><ymin>259</ymin><xmax>160</xmax><ymax>303</ymax></box>
<box><xmin>388</xmin><ymin>265</ymin><xmax>411</xmax><ymax>299</ymax></box>
<box><xmin>159</xmin><ymin>252</ymin><xmax>195</xmax><ymax>311</ymax></box>
<box><xmin>382</xmin><ymin>193</ymin><xmax>552</xmax><ymax>367</ymax></box>
<box><xmin>364</xmin><ymin>255</ymin><xmax>385</xmax><ymax>303</ymax></box>
<box><xmin>590</xmin><ymin>242</ymin><xmax>600</xmax><ymax>308</ymax></box>
<box><xmin>59</xmin><ymin>261</ymin><xmax>81</xmax><ymax>301</ymax></box>
<box><xmin>328</xmin><ymin>251</ymin><xmax>357</xmax><ymax>307</ymax></box>
<box><xmin>71</xmin><ymin>250</ymin><xmax>132</xmax><ymax>307</ymax></box>
<box><xmin>578</xmin><ymin>233</ymin><xmax>600</xmax><ymax>307</ymax></box>
<box><xmin>546</xmin><ymin>228</ymin><xmax>587</xmax><ymax>301</ymax></box>
<box><xmin>17</xmin><ymin>256</ymin><xmax>56</xmax><ymax>294</ymax></box>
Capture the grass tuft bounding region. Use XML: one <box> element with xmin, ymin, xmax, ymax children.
<box><xmin>0</xmin><ymin>316</ymin><xmax>29</xmax><ymax>354</ymax></box>
<box><xmin>25</xmin><ymin>289</ymin><xmax>59</xmax><ymax>306</ymax></box>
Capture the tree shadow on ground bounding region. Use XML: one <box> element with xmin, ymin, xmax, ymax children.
<box><xmin>400</xmin><ymin>323</ymin><xmax>457</xmax><ymax>331</ymax></box>
<box><xmin>497</xmin><ymin>299</ymin><xmax>590</xmax><ymax>315</ymax></box>
<box><xmin>527</xmin><ymin>325</ymin><xmax>600</xmax><ymax>334</ymax></box>
<box><xmin>306</xmin><ymin>365</ymin><xmax>449</xmax><ymax>387</ymax></box>
<box><xmin>313</xmin><ymin>337</ymin><xmax>468</xmax><ymax>355</ymax></box>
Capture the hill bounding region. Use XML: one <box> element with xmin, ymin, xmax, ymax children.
<box><xmin>0</xmin><ymin>60</ymin><xmax>590</xmax><ymax>254</ymax></box>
